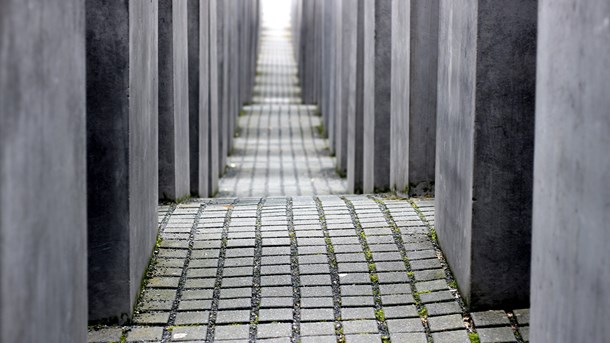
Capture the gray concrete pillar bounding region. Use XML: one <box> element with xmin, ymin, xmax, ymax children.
<box><xmin>334</xmin><ymin>0</ymin><xmax>347</xmax><ymax>174</ymax></box>
<box><xmin>324</xmin><ymin>0</ymin><xmax>337</xmax><ymax>152</ymax></box>
<box><xmin>362</xmin><ymin>0</ymin><xmax>392</xmax><ymax>193</ymax></box>
<box><xmin>0</xmin><ymin>0</ymin><xmax>87</xmax><ymax>341</ymax></box>
<box><xmin>220</xmin><ymin>0</ymin><xmax>229</xmax><ymax>176</ymax></box>
<box><xmin>346</xmin><ymin>0</ymin><xmax>365</xmax><ymax>193</ymax></box>
<box><xmin>86</xmin><ymin>0</ymin><xmax>159</xmax><ymax>322</ymax></box>
<box><xmin>390</xmin><ymin>0</ymin><xmax>438</xmax><ymax>196</ymax></box>
<box><xmin>435</xmin><ymin>0</ymin><xmax>537</xmax><ymax>310</ymax></box>
<box><xmin>188</xmin><ymin>0</ymin><xmax>211</xmax><ymax>197</ymax></box>
<box><xmin>209</xmin><ymin>0</ymin><xmax>220</xmax><ymax>195</ymax></box>
<box><xmin>159</xmin><ymin>0</ymin><xmax>190</xmax><ymax>201</ymax></box>
<box><xmin>531</xmin><ymin>1</ymin><xmax>610</xmax><ymax>341</ymax></box>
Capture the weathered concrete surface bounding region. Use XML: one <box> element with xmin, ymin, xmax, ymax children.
<box><xmin>390</xmin><ymin>0</ymin><xmax>438</xmax><ymax>196</ymax></box>
<box><xmin>324</xmin><ymin>0</ymin><xmax>336</xmax><ymax>153</ymax></box>
<box><xmin>159</xmin><ymin>0</ymin><xmax>190</xmax><ymax>201</ymax></box>
<box><xmin>188</xmin><ymin>0</ymin><xmax>208</xmax><ymax>197</ymax></box>
<box><xmin>362</xmin><ymin>0</ymin><xmax>392</xmax><ymax>193</ymax></box>
<box><xmin>86</xmin><ymin>0</ymin><xmax>159</xmax><ymax>322</ymax></box>
<box><xmin>344</xmin><ymin>0</ymin><xmax>361</xmax><ymax>191</ymax></box>
<box><xmin>390</xmin><ymin>0</ymin><xmax>410</xmax><ymax>194</ymax></box>
<box><xmin>408</xmin><ymin>0</ymin><xmax>438</xmax><ymax>195</ymax></box>
<box><xmin>435</xmin><ymin>0</ymin><xmax>537</xmax><ymax>310</ymax></box>
<box><xmin>334</xmin><ymin>0</ymin><xmax>347</xmax><ymax>174</ymax></box>
<box><xmin>0</xmin><ymin>0</ymin><xmax>87</xmax><ymax>341</ymax></box>
<box><xmin>531</xmin><ymin>1</ymin><xmax>610</xmax><ymax>341</ymax></box>
<box><xmin>209</xmin><ymin>0</ymin><xmax>221</xmax><ymax>195</ymax></box>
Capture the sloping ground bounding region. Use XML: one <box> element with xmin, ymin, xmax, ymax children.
<box><xmin>89</xmin><ymin>196</ymin><xmax>529</xmax><ymax>343</ymax></box>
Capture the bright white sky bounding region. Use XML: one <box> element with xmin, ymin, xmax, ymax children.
<box><xmin>261</xmin><ymin>0</ymin><xmax>292</xmax><ymax>30</ymax></box>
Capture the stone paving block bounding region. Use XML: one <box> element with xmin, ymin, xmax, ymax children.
<box><xmin>342</xmin><ymin>320</ymin><xmax>379</xmax><ymax>334</ymax></box>
<box><xmin>171</xmin><ymin>326</ymin><xmax>207</xmax><ymax>341</ymax></box>
<box><xmin>345</xmin><ymin>334</ymin><xmax>382</xmax><ymax>343</ymax></box>
<box><xmin>471</xmin><ymin>310</ymin><xmax>511</xmax><ymax>328</ymax></box>
<box><xmin>262</xmin><ymin>286</ymin><xmax>294</xmax><ymax>298</ymax></box>
<box><xmin>218</xmin><ymin>298</ymin><xmax>252</xmax><ymax>310</ymax></box>
<box><xmin>342</xmin><ymin>296</ymin><xmax>374</xmax><ymax>307</ymax></box>
<box><xmin>512</xmin><ymin>309</ymin><xmax>529</xmax><ymax>326</ymax></box>
<box><xmin>179</xmin><ymin>299</ymin><xmax>213</xmax><ymax>311</ymax></box>
<box><xmin>301</xmin><ymin>308</ymin><xmax>335</xmax><ymax>321</ymax></box>
<box><xmin>427</xmin><ymin>314</ymin><xmax>465</xmax><ymax>332</ymax></box>
<box><xmin>387</xmin><ymin>318</ymin><xmax>425</xmax><ymax>333</ymax></box>
<box><xmin>426</xmin><ymin>302</ymin><xmax>462</xmax><ymax>316</ymax></box>
<box><xmin>384</xmin><ymin>305</ymin><xmax>419</xmax><ymax>319</ymax></box>
<box><xmin>261</xmin><ymin>297</ymin><xmax>294</xmax><ymax>308</ymax></box>
<box><xmin>431</xmin><ymin>330</ymin><xmax>471</xmax><ymax>343</ymax></box>
<box><xmin>416</xmin><ymin>280</ymin><xmax>448</xmax><ymax>292</ymax></box>
<box><xmin>301</xmin><ymin>297</ymin><xmax>334</xmax><ymax>308</ymax></box>
<box><xmin>182</xmin><ymin>289</ymin><xmax>214</xmax><ymax>300</ymax></box>
<box><xmin>215</xmin><ymin>310</ymin><xmax>251</xmax><ymax>324</ymax></box>
<box><xmin>215</xmin><ymin>324</ymin><xmax>250</xmax><ymax>340</ymax></box>
<box><xmin>300</xmin><ymin>264</ymin><xmax>331</xmax><ymax>275</ymax></box>
<box><xmin>381</xmin><ymin>294</ymin><xmax>415</xmax><ymax>306</ymax></box>
<box><xmin>127</xmin><ymin>327</ymin><xmax>164</xmax><ymax>341</ymax></box>
<box><xmin>132</xmin><ymin>312</ymin><xmax>170</xmax><ymax>325</ymax></box>
<box><xmin>257</xmin><ymin>323</ymin><xmax>293</xmax><ymax>338</ymax></box>
<box><xmin>302</xmin><ymin>286</ymin><xmax>333</xmax><ymax>298</ymax></box>
<box><xmin>477</xmin><ymin>327</ymin><xmax>517</xmax><ymax>343</ymax></box>
<box><xmin>258</xmin><ymin>308</ymin><xmax>294</xmax><ymax>322</ymax></box>
<box><xmin>379</xmin><ymin>284</ymin><xmax>412</xmax><ymax>295</ymax></box>
<box><xmin>301</xmin><ymin>336</ymin><xmax>337</xmax><ymax>343</ymax></box>
<box><xmin>341</xmin><ymin>307</ymin><xmax>375</xmax><ymax>320</ymax></box>
<box><xmin>174</xmin><ymin>311</ymin><xmax>210</xmax><ymax>325</ymax></box>
<box><xmin>301</xmin><ymin>322</ymin><xmax>336</xmax><ymax>337</ymax></box>
<box><xmin>339</xmin><ymin>273</ymin><xmax>372</xmax><ymax>285</ymax></box>
<box><xmin>390</xmin><ymin>332</ymin><xmax>427</xmax><ymax>343</ymax></box>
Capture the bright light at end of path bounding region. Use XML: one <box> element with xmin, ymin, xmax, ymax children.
<box><xmin>262</xmin><ymin>0</ymin><xmax>292</xmax><ymax>31</ymax></box>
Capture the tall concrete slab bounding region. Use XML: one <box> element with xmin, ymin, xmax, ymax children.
<box><xmin>407</xmin><ymin>0</ymin><xmax>438</xmax><ymax>195</ymax></box>
<box><xmin>188</xmin><ymin>0</ymin><xmax>211</xmax><ymax>197</ymax></box>
<box><xmin>334</xmin><ymin>0</ymin><xmax>347</xmax><ymax>173</ymax></box>
<box><xmin>209</xmin><ymin>0</ymin><xmax>220</xmax><ymax>195</ymax></box>
<box><xmin>0</xmin><ymin>0</ymin><xmax>87</xmax><ymax>341</ymax></box>
<box><xmin>220</xmin><ymin>0</ymin><xmax>229</xmax><ymax>176</ymax></box>
<box><xmin>86</xmin><ymin>0</ymin><xmax>159</xmax><ymax>322</ymax></box>
<box><xmin>531</xmin><ymin>1</ymin><xmax>610</xmax><ymax>341</ymax></box>
<box><xmin>346</xmin><ymin>0</ymin><xmax>365</xmax><ymax>193</ymax></box>
<box><xmin>362</xmin><ymin>0</ymin><xmax>392</xmax><ymax>193</ymax></box>
<box><xmin>159</xmin><ymin>0</ymin><xmax>190</xmax><ymax>201</ymax></box>
<box><xmin>435</xmin><ymin>0</ymin><xmax>537</xmax><ymax>310</ymax></box>
<box><xmin>390</xmin><ymin>0</ymin><xmax>411</xmax><ymax>194</ymax></box>
<box><xmin>324</xmin><ymin>0</ymin><xmax>337</xmax><ymax>152</ymax></box>
<box><xmin>390</xmin><ymin>0</ymin><xmax>438</xmax><ymax>196</ymax></box>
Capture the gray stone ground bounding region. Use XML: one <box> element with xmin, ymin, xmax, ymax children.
<box><xmin>89</xmin><ymin>20</ymin><xmax>529</xmax><ymax>343</ymax></box>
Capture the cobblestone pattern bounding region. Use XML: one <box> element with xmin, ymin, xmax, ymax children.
<box><xmin>88</xmin><ymin>196</ymin><xmax>529</xmax><ymax>343</ymax></box>
<box><xmin>217</xmin><ymin>28</ymin><xmax>346</xmax><ymax>197</ymax></box>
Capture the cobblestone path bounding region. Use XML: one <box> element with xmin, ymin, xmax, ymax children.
<box><xmin>89</xmin><ymin>196</ymin><xmax>529</xmax><ymax>343</ymax></box>
<box><xmin>217</xmin><ymin>27</ymin><xmax>346</xmax><ymax>197</ymax></box>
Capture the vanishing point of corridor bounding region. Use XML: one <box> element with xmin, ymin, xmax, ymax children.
<box><xmin>88</xmin><ymin>12</ymin><xmax>529</xmax><ymax>343</ymax></box>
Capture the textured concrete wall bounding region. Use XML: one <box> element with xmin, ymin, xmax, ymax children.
<box><xmin>325</xmin><ymin>0</ymin><xmax>337</xmax><ymax>152</ymax></box>
<box><xmin>159</xmin><ymin>0</ymin><xmax>190</xmax><ymax>201</ymax></box>
<box><xmin>362</xmin><ymin>0</ymin><xmax>392</xmax><ymax>193</ymax></box>
<box><xmin>86</xmin><ymin>0</ymin><xmax>159</xmax><ymax>322</ymax></box>
<box><xmin>346</xmin><ymin>0</ymin><xmax>364</xmax><ymax>193</ymax></box>
<box><xmin>334</xmin><ymin>0</ymin><xmax>347</xmax><ymax>173</ymax></box>
<box><xmin>531</xmin><ymin>1</ymin><xmax>610</xmax><ymax>341</ymax></box>
<box><xmin>188</xmin><ymin>0</ymin><xmax>206</xmax><ymax>197</ymax></box>
<box><xmin>390</xmin><ymin>0</ymin><xmax>410</xmax><ymax>193</ymax></box>
<box><xmin>209</xmin><ymin>0</ymin><xmax>220</xmax><ymax>195</ymax></box>
<box><xmin>408</xmin><ymin>0</ymin><xmax>438</xmax><ymax>195</ymax></box>
<box><xmin>436</xmin><ymin>0</ymin><xmax>536</xmax><ymax>310</ymax></box>
<box><xmin>0</xmin><ymin>0</ymin><xmax>87</xmax><ymax>341</ymax></box>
